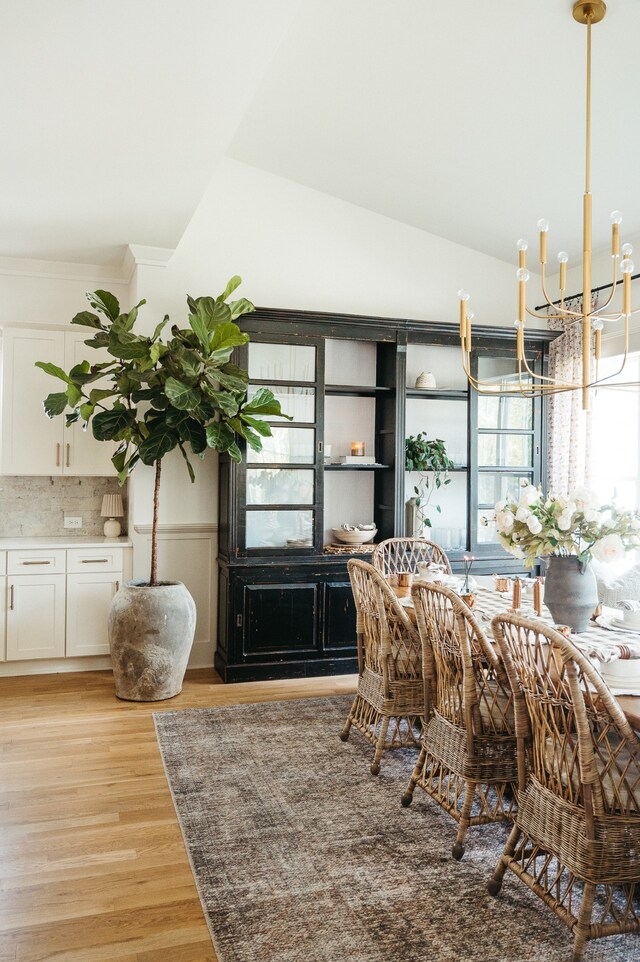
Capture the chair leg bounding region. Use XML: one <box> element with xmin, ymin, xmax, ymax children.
<box><xmin>571</xmin><ymin>882</ymin><xmax>596</xmax><ymax>962</ymax></box>
<box><xmin>488</xmin><ymin>823</ymin><xmax>521</xmax><ymax>896</ymax></box>
<box><xmin>401</xmin><ymin>746</ymin><xmax>427</xmax><ymax>807</ymax></box>
<box><xmin>371</xmin><ymin>716</ymin><xmax>390</xmax><ymax>775</ymax></box>
<box><xmin>452</xmin><ymin>781</ymin><xmax>476</xmax><ymax>860</ymax></box>
<box><xmin>340</xmin><ymin>695</ymin><xmax>358</xmax><ymax>742</ymax></box>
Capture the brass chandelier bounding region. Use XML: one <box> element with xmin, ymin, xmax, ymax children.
<box><xmin>458</xmin><ymin>0</ymin><xmax>637</xmax><ymax>410</ymax></box>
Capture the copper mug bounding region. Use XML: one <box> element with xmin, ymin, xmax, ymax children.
<box><xmin>494</xmin><ymin>575</ymin><xmax>510</xmax><ymax>593</ymax></box>
<box><xmin>398</xmin><ymin>572</ymin><xmax>413</xmax><ymax>588</ymax></box>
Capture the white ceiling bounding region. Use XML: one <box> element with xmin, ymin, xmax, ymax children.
<box><xmin>3</xmin><ymin>0</ymin><xmax>640</xmax><ymax>269</ymax></box>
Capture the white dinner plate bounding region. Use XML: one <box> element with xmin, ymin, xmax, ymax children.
<box><xmin>595</xmin><ymin>615</ymin><xmax>640</xmax><ymax>635</ymax></box>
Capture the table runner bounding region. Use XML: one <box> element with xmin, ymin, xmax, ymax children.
<box><xmin>398</xmin><ymin>586</ymin><xmax>640</xmax><ymax>664</ymax></box>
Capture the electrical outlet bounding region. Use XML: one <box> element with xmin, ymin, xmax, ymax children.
<box><xmin>64</xmin><ymin>516</ymin><xmax>82</xmax><ymax>529</ymax></box>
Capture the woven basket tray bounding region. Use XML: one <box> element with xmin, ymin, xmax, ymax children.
<box><xmin>324</xmin><ymin>543</ymin><xmax>376</xmax><ymax>555</ymax></box>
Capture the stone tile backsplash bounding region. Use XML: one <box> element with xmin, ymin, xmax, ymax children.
<box><xmin>0</xmin><ymin>476</ymin><xmax>128</xmax><ymax>538</ymax></box>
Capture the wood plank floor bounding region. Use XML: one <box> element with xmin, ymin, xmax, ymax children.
<box><xmin>0</xmin><ymin>668</ymin><xmax>357</xmax><ymax>962</ymax></box>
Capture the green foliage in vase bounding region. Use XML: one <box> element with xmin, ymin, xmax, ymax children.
<box><xmin>405</xmin><ymin>433</ymin><xmax>455</xmax><ymax>531</ymax></box>
<box><xmin>36</xmin><ymin>277</ymin><xmax>290</xmax><ymax>584</ymax></box>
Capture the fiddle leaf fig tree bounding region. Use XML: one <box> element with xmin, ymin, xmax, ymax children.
<box><xmin>405</xmin><ymin>433</ymin><xmax>455</xmax><ymax>532</ymax></box>
<box><xmin>37</xmin><ymin>277</ymin><xmax>289</xmax><ymax>586</ymax></box>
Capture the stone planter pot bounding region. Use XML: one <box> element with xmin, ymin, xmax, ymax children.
<box><xmin>108</xmin><ymin>581</ymin><xmax>196</xmax><ymax>701</ymax></box>
<box><xmin>543</xmin><ymin>556</ymin><xmax>598</xmax><ymax>634</ymax></box>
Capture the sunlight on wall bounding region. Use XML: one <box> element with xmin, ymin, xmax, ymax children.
<box><xmin>591</xmin><ymin>353</ymin><xmax>640</xmax><ymax>508</ymax></box>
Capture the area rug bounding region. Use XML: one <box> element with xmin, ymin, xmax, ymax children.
<box><xmin>154</xmin><ymin>696</ymin><xmax>639</xmax><ymax>962</ymax></box>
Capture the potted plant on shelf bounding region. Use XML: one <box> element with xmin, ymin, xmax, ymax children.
<box><xmin>37</xmin><ymin>278</ymin><xmax>288</xmax><ymax>701</ymax></box>
<box><xmin>405</xmin><ymin>433</ymin><xmax>455</xmax><ymax>534</ymax></box>
<box><xmin>493</xmin><ymin>481</ymin><xmax>640</xmax><ymax>632</ymax></box>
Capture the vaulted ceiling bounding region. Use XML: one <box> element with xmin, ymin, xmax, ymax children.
<box><xmin>3</xmin><ymin>0</ymin><xmax>640</xmax><ymax>269</ymax></box>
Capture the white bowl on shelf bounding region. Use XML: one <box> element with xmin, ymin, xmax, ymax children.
<box><xmin>332</xmin><ymin>527</ymin><xmax>377</xmax><ymax>545</ymax></box>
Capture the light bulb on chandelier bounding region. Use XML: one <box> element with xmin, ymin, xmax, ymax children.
<box><xmin>457</xmin><ymin>0</ymin><xmax>638</xmax><ymax>411</ymax></box>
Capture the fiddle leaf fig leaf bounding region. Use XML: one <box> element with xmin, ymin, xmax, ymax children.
<box><xmin>219</xmin><ymin>275</ymin><xmax>242</xmax><ymax>301</ymax></box>
<box><xmin>229</xmin><ymin>297</ymin><xmax>255</xmax><ymax>320</ymax></box>
<box><xmin>87</xmin><ymin>290</ymin><xmax>120</xmax><ymax>321</ymax></box>
<box><xmin>43</xmin><ymin>392</ymin><xmax>69</xmax><ymax>417</ymax></box>
<box><xmin>138</xmin><ymin>428</ymin><xmax>178</xmax><ymax>465</ymax></box>
<box><xmin>71</xmin><ymin>311</ymin><xmax>103</xmax><ymax>329</ymax></box>
<box><xmin>66</xmin><ymin>383</ymin><xmax>83</xmax><ymax>407</ymax></box>
<box><xmin>244</xmin><ymin>388</ymin><xmax>290</xmax><ymax>418</ymax></box>
<box><xmin>165</xmin><ymin>377</ymin><xmax>201</xmax><ymax>411</ymax></box>
<box><xmin>35</xmin><ymin>361</ymin><xmax>70</xmax><ymax>384</ymax></box>
<box><xmin>178</xmin><ymin>443</ymin><xmax>196</xmax><ymax>483</ymax></box>
<box><xmin>92</xmin><ymin>407</ymin><xmax>136</xmax><ymax>441</ymax></box>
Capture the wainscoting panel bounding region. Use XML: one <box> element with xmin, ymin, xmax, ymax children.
<box><xmin>133</xmin><ymin>524</ymin><xmax>217</xmax><ymax>669</ymax></box>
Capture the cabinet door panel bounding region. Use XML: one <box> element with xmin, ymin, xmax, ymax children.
<box><xmin>242</xmin><ymin>583</ymin><xmax>318</xmax><ymax>657</ymax></box>
<box><xmin>322</xmin><ymin>581</ymin><xmax>356</xmax><ymax>650</ymax></box>
<box><xmin>64</xmin><ymin>332</ymin><xmax>117</xmax><ymax>476</ymax></box>
<box><xmin>0</xmin><ymin>578</ymin><xmax>5</xmax><ymax>661</ymax></box>
<box><xmin>66</xmin><ymin>572</ymin><xmax>120</xmax><ymax>656</ymax></box>
<box><xmin>1</xmin><ymin>328</ymin><xmax>64</xmax><ymax>475</ymax></box>
<box><xmin>6</xmin><ymin>574</ymin><xmax>66</xmax><ymax>660</ymax></box>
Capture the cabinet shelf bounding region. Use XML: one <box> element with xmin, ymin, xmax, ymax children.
<box><xmin>405</xmin><ymin>388</ymin><xmax>468</xmax><ymax>400</ymax></box>
<box><xmin>325</xmin><ymin>384</ymin><xmax>393</xmax><ymax>397</ymax></box>
<box><xmin>324</xmin><ymin>463</ymin><xmax>391</xmax><ymax>471</ymax></box>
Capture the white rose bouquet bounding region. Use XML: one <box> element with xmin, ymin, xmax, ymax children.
<box><xmin>493</xmin><ymin>481</ymin><xmax>640</xmax><ymax>568</ymax></box>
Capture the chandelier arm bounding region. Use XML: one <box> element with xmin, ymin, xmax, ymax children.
<box><xmin>459</xmin><ymin>343</ymin><xmax>578</xmax><ymax>392</ymax></box>
<box><xmin>540</xmin><ymin>265</ymin><xmax>582</xmax><ymax>319</ymax></box>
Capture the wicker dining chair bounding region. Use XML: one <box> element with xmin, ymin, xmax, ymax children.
<box><xmin>401</xmin><ymin>582</ymin><xmax>518</xmax><ymax>859</ymax></box>
<box><xmin>372</xmin><ymin>537</ymin><xmax>451</xmax><ymax>580</ymax></box>
<box><xmin>490</xmin><ymin>612</ymin><xmax>640</xmax><ymax>962</ymax></box>
<box><xmin>341</xmin><ymin>559</ymin><xmax>425</xmax><ymax>775</ymax></box>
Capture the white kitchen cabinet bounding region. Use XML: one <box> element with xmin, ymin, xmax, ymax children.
<box><xmin>6</xmin><ymin>573</ymin><xmax>66</xmax><ymax>660</ymax></box>
<box><xmin>4</xmin><ymin>545</ymin><xmax>129</xmax><ymax>663</ymax></box>
<box><xmin>0</xmin><ymin>552</ymin><xmax>6</xmax><ymax>661</ymax></box>
<box><xmin>66</xmin><ymin>572</ymin><xmax>121</xmax><ymax>656</ymax></box>
<box><xmin>0</xmin><ymin>327</ymin><xmax>116</xmax><ymax>476</ymax></box>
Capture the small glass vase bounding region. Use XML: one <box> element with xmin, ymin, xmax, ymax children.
<box><xmin>543</xmin><ymin>555</ymin><xmax>598</xmax><ymax>634</ymax></box>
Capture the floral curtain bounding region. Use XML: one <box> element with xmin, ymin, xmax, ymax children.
<box><xmin>546</xmin><ymin>294</ymin><xmax>597</xmax><ymax>496</ymax></box>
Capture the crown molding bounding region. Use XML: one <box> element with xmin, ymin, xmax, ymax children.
<box><xmin>0</xmin><ymin>255</ymin><xmax>128</xmax><ymax>285</ymax></box>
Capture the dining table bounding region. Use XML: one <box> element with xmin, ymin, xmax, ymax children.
<box><xmin>392</xmin><ymin>580</ymin><xmax>640</xmax><ymax>731</ymax></box>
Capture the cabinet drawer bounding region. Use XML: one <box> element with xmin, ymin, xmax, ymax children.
<box><xmin>66</xmin><ymin>548</ymin><xmax>123</xmax><ymax>573</ymax></box>
<box><xmin>8</xmin><ymin>549</ymin><xmax>66</xmax><ymax>574</ymax></box>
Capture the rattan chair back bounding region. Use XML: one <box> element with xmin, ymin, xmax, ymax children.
<box><xmin>372</xmin><ymin>538</ymin><xmax>451</xmax><ymax>579</ymax></box>
<box><xmin>412</xmin><ymin>581</ymin><xmax>513</xmax><ymax>737</ymax></box>
<box><xmin>492</xmin><ymin>612</ymin><xmax>640</xmax><ymax>817</ymax></box>
<box><xmin>347</xmin><ymin>559</ymin><xmax>421</xmax><ymax>681</ymax></box>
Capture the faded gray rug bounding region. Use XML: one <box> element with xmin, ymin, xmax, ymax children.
<box><xmin>154</xmin><ymin>696</ymin><xmax>639</xmax><ymax>962</ymax></box>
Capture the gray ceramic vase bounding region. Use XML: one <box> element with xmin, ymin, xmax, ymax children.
<box><xmin>108</xmin><ymin>581</ymin><xmax>196</xmax><ymax>701</ymax></box>
<box><xmin>543</xmin><ymin>555</ymin><xmax>598</xmax><ymax>634</ymax></box>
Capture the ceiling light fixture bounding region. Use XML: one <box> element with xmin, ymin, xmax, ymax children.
<box><xmin>458</xmin><ymin>0</ymin><xmax>637</xmax><ymax>410</ymax></box>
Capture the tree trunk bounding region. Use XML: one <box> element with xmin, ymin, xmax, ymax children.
<box><xmin>150</xmin><ymin>459</ymin><xmax>161</xmax><ymax>586</ymax></box>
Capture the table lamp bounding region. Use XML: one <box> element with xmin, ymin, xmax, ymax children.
<box><xmin>101</xmin><ymin>493</ymin><xmax>124</xmax><ymax>538</ymax></box>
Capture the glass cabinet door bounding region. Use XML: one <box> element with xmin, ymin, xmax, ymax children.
<box><xmin>242</xmin><ymin>337</ymin><xmax>323</xmax><ymax>552</ymax></box>
<box><xmin>471</xmin><ymin>350</ymin><xmax>543</xmax><ymax>554</ymax></box>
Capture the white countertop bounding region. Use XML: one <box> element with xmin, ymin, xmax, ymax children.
<box><xmin>0</xmin><ymin>536</ymin><xmax>132</xmax><ymax>550</ymax></box>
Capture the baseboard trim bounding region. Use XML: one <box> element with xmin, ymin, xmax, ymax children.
<box><xmin>133</xmin><ymin>524</ymin><xmax>218</xmax><ymax>534</ymax></box>
<box><xmin>187</xmin><ymin>637</ymin><xmax>215</xmax><ymax>669</ymax></box>
<box><xmin>0</xmin><ymin>655</ymin><xmax>113</xmax><ymax>677</ymax></box>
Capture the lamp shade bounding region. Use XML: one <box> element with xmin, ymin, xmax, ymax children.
<box><xmin>101</xmin><ymin>493</ymin><xmax>124</xmax><ymax>518</ymax></box>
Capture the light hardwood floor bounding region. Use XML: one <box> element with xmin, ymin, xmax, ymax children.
<box><xmin>0</xmin><ymin>668</ymin><xmax>357</xmax><ymax>962</ymax></box>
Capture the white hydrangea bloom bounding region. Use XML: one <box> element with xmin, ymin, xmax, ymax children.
<box><xmin>515</xmin><ymin>505</ymin><xmax>531</xmax><ymax>522</ymax></box>
<box><xmin>526</xmin><ymin>516</ymin><xmax>542</xmax><ymax>535</ymax></box>
<box><xmin>557</xmin><ymin>511</ymin><xmax>573</xmax><ymax>532</ymax></box>
<box><xmin>519</xmin><ymin>485</ymin><xmax>540</xmax><ymax>507</ymax></box>
<box><xmin>592</xmin><ymin>533</ymin><xmax>626</xmax><ymax>563</ymax></box>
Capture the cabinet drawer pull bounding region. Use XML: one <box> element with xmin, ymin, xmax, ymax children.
<box><xmin>22</xmin><ymin>560</ymin><xmax>51</xmax><ymax>566</ymax></box>
<box><xmin>115</xmin><ymin>580</ymin><xmax>120</xmax><ymax>593</ymax></box>
<box><xmin>9</xmin><ymin>584</ymin><xmax>14</xmax><ymax>610</ymax></box>
<box><xmin>56</xmin><ymin>443</ymin><xmax>61</xmax><ymax>467</ymax></box>
<box><xmin>66</xmin><ymin>443</ymin><xmax>70</xmax><ymax>468</ymax></box>
<box><xmin>81</xmin><ymin>558</ymin><xmax>109</xmax><ymax>564</ymax></box>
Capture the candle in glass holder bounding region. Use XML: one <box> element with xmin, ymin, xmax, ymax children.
<box><xmin>351</xmin><ymin>441</ymin><xmax>365</xmax><ymax>457</ymax></box>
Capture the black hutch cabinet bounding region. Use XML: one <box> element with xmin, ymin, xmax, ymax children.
<box><xmin>216</xmin><ymin>308</ymin><xmax>554</xmax><ymax>682</ymax></box>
